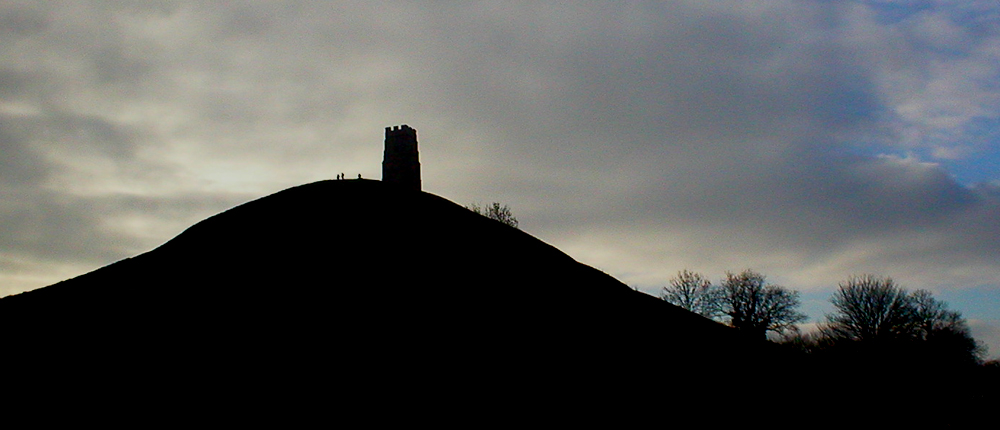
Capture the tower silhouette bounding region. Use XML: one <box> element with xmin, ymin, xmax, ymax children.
<box><xmin>382</xmin><ymin>124</ymin><xmax>421</xmax><ymax>191</ymax></box>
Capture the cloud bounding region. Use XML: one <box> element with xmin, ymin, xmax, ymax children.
<box><xmin>1</xmin><ymin>0</ymin><xmax>999</xmax><ymax>348</ymax></box>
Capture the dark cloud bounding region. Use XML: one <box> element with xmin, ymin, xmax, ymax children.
<box><xmin>0</xmin><ymin>114</ymin><xmax>49</xmax><ymax>187</ymax></box>
<box><xmin>0</xmin><ymin>68</ymin><xmax>41</xmax><ymax>100</ymax></box>
<box><xmin>0</xmin><ymin>187</ymin><xmax>252</xmax><ymax>293</ymax></box>
<box><xmin>0</xmin><ymin>4</ymin><xmax>48</xmax><ymax>37</ymax></box>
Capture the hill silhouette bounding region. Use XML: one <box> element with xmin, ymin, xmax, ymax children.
<box><xmin>3</xmin><ymin>179</ymin><xmax>788</xmax><ymax>420</ymax></box>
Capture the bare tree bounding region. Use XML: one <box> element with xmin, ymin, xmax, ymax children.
<box><xmin>820</xmin><ymin>275</ymin><xmax>914</xmax><ymax>342</ymax></box>
<box><xmin>467</xmin><ymin>202</ymin><xmax>519</xmax><ymax>229</ymax></box>
<box><xmin>660</xmin><ymin>270</ymin><xmax>721</xmax><ymax>319</ymax></box>
<box><xmin>909</xmin><ymin>289</ymin><xmax>964</xmax><ymax>339</ymax></box>
<box><xmin>719</xmin><ymin>269</ymin><xmax>806</xmax><ymax>339</ymax></box>
<box><xmin>913</xmin><ymin>290</ymin><xmax>984</xmax><ymax>366</ymax></box>
<box><xmin>820</xmin><ymin>275</ymin><xmax>984</xmax><ymax>365</ymax></box>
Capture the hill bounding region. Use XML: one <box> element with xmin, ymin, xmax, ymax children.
<box><xmin>2</xmin><ymin>179</ymin><xmax>786</xmax><ymax>419</ymax></box>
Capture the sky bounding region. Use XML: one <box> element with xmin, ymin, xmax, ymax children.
<box><xmin>2</xmin><ymin>1</ymin><xmax>999</xmax><ymax>358</ymax></box>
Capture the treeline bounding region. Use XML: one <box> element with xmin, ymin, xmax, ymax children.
<box><xmin>660</xmin><ymin>270</ymin><xmax>988</xmax><ymax>368</ymax></box>
<box><xmin>660</xmin><ymin>269</ymin><xmax>806</xmax><ymax>340</ymax></box>
<box><xmin>466</xmin><ymin>202</ymin><xmax>519</xmax><ymax>229</ymax></box>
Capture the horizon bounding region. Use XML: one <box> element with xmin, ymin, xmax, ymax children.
<box><xmin>2</xmin><ymin>1</ymin><xmax>999</xmax><ymax>359</ymax></box>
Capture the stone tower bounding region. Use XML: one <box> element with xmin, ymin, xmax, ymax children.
<box><xmin>382</xmin><ymin>124</ymin><xmax>421</xmax><ymax>191</ymax></box>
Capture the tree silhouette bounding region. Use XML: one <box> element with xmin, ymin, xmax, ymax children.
<box><xmin>660</xmin><ymin>270</ymin><xmax>721</xmax><ymax>319</ymax></box>
<box><xmin>719</xmin><ymin>269</ymin><xmax>806</xmax><ymax>339</ymax></box>
<box><xmin>467</xmin><ymin>202</ymin><xmax>519</xmax><ymax>229</ymax></box>
<box><xmin>820</xmin><ymin>275</ymin><xmax>983</xmax><ymax>366</ymax></box>
<box><xmin>820</xmin><ymin>275</ymin><xmax>913</xmax><ymax>342</ymax></box>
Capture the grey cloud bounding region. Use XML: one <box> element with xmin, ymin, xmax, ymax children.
<box><xmin>381</xmin><ymin>3</ymin><xmax>1000</xmax><ymax>273</ymax></box>
<box><xmin>0</xmin><ymin>114</ymin><xmax>48</xmax><ymax>187</ymax></box>
<box><xmin>395</xmin><ymin>2</ymin><xmax>884</xmax><ymax>175</ymax></box>
<box><xmin>0</xmin><ymin>68</ymin><xmax>43</xmax><ymax>101</ymax></box>
<box><xmin>0</xmin><ymin>110</ymin><xmax>140</xmax><ymax>164</ymax></box>
<box><xmin>0</xmin><ymin>4</ymin><xmax>48</xmax><ymax>37</ymax></box>
<box><xmin>0</xmin><ymin>188</ymin><xmax>252</xmax><ymax>269</ymax></box>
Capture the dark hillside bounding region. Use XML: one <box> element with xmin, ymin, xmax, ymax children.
<box><xmin>2</xmin><ymin>180</ymin><xmax>790</xmax><ymax>419</ymax></box>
